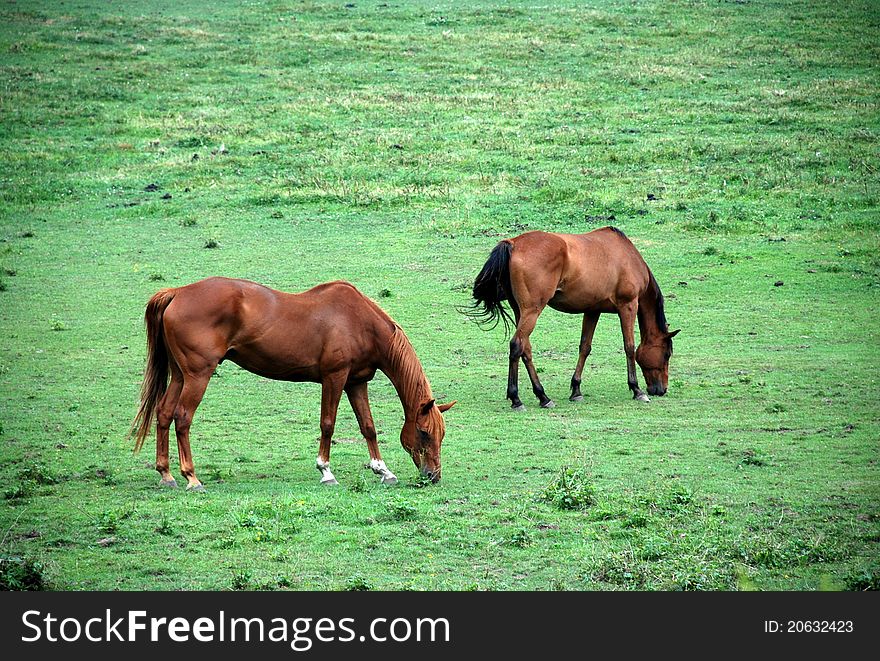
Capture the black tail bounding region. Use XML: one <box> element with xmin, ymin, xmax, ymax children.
<box><xmin>462</xmin><ymin>240</ymin><xmax>515</xmax><ymax>333</ymax></box>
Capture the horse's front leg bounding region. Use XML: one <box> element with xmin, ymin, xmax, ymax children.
<box><xmin>346</xmin><ymin>382</ymin><xmax>397</xmax><ymax>485</ymax></box>
<box><xmin>316</xmin><ymin>372</ymin><xmax>347</xmax><ymax>485</ymax></box>
<box><xmin>618</xmin><ymin>302</ymin><xmax>649</xmax><ymax>402</ymax></box>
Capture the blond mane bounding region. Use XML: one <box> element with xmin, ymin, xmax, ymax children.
<box><xmin>385</xmin><ymin>325</ymin><xmax>433</xmax><ymax>416</ymax></box>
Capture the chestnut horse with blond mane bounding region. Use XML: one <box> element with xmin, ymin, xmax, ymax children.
<box><xmin>130</xmin><ymin>277</ymin><xmax>455</xmax><ymax>489</ymax></box>
<box><xmin>469</xmin><ymin>227</ymin><xmax>679</xmax><ymax>410</ymax></box>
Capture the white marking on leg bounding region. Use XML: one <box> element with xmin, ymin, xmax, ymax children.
<box><xmin>316</xmin><ymin>457</ymin><xmax>338</xmax><ymax>485</ymax></box>
<box><xmin>369</xmin><ymin>458</ymin><xmax>398</xmax><ymax>485</ymax></box>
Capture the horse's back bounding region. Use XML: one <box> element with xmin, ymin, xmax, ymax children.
<box><xmin>508</xmin><ymin>230</ymin><xmax>568</xmax><ymax>253</ymax></box>
<box><xmin>507</xmin><ymin>228</ymin><xmax>650</xmax><ymax>311</ymax></box>
<box><xmin>163</xmin><ymin>277</ymin><xmax>385</xmax><ymax>330</ymax></box>
<box><xmin>564</xmin><ymin>227</ymin><xmax>646</xmax><ymax>266</ymax></box>
<box><xmin>561</xmin><ymin>228</ymin><xmax>650</xmax><ymax>308</ymax></box>
<box><xmin>163</xmin><ymin>277</ymin><xmax>275</xmax><ymax>325</ymax></box>
<box><xmin>297</xmin><ymin>280</ymin><xmax>396</xmax><ymax>329</ymax></box>
<box><xmin>508</xmin><ymin>227</ymin><xmax>639</xmax><ymax>263</ymax></box>
<box><xmin>159</xmin><ymin>277</ymin><xmax>390</xmax><ymax>381</ymax></box>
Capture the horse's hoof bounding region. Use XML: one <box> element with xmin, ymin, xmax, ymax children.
<box><xmin>321</xmin><ymin>478</ymin><xmax>339</xmax><ymax>486</ymax></box>
<box><xmin>541</xmin><ymin>400</ymin><xmax>556</xmax><ymax>409</ymax></box>
<box><xmin>511</xmin><ymin>404</ymin><xmax>526</xmax><ymax>412</ymax></box>
<box><xmin>381</xmin><ymin>475</ymin><xmax>398</xmax><ymax>486</ymax></box>
<box><xmin>186</xmin><ymin>483</ymin><xmax>205</xmax><ymax>492</ymax></box>
<box><xmin>569</xmin><ymin>395</ymin><xmax>584</xmax><ymax>402</ymax></box>
<box><xmin>635</xmin><ymin>393</ymin><xmax>650</xmax><ymax>403</ymax></box>
<box><xmin>159</xmin><ymin>478</ymin><xmax>178</xmax><ymax>488</ymax></box>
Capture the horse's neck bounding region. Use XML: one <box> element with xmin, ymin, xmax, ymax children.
<box><xmin>381</xmin><ymin>328</ymin><xmax>432</xmax><ymax>419</ymax></box>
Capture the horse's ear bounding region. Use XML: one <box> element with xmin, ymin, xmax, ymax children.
<box><xmin>419</xmin><ymin>399</ymin><xmax>436</xmax><ymax>416</ymax></box>
<box><xmin>438</xmin><ymin>400</ymin><xmax>457</xmax><ymax>414</ymax></box>
<box><xmin>667</xmin><ymin>329</ymin><xmax>681</xmax><ymax>338</ymax></box>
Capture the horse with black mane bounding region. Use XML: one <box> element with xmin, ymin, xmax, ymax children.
<box><xmin>468</xmin><ymin>227</ymin><xmax>679</xmax><ymax>410</ymax></box>
<box><xmin>131</xmin><ymin>277</ymin><xmax>455</xmax><ymax>489</ymax></box>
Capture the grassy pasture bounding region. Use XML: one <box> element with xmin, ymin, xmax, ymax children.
<box><xmin>0</xmin><ymin>0</ymin><xmax>878</xmax><ymax>590</ymax></box>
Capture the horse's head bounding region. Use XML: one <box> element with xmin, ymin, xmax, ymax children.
<box><xmin>636</xmin><ymin>329</ymin><xmax>680</xmax><ymax>396</ymax></box>
<box><xmin>401</xmin><ymin>399</ymin><xmax>456</xmax><ymax>483</ymax></box>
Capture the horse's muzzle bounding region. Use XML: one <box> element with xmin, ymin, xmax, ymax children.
<box><xmin>647</xmin><ymin>384</ymin><xmax>667</xmax><ymax>396</ymax></box>
<box><xmin>421</xmin><ymin>467</ymin><xmax>441</xmax><ymax>484</ymax></box>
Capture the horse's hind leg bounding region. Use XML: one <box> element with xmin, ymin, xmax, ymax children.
<box><xmin>162</xmin><ymin>315</ymin><xmax>223</xmax><ymax>490</ymax></box>
<box><xmin>618</xmin><ymin>301</ymin><xmax>649</xmax><ymax>402</ymax></box>
<box><xmin>316</xmin><ymin>371</ymin><xmax>347</xmax><ymax>485</ymax></box>
<box><xmin>570</xmin><ymin>312</ymin><xmax>600</xmax><ymax>402</ymax></box>
<box><xmin>511</xmin><ymin>306</ymin><xmax>555</xmax><ymax>409</ymax></box>
<box><xmin>155</xmin><ymin>361</ymin><xmax>184</xmax><ymax>487</ymax></box>
<box><xmin>171</xmin><ymin>372</ymin><xmax>213</xmax><ymax>490</ymax></box>
<box><xmin>506</xmin><ymin>301</ymin><xmax>526</xmax><ymax>410</ymax></box>
<box><xmin>346</xmin><ymin>382</ymin><xmax>397</xmax><ymax>485</ymax></box>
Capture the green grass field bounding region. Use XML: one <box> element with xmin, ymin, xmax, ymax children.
<box><xmin>1</xmin><ymin>0</ymin><xmax>878</xmax><ymax>591</ymax></box>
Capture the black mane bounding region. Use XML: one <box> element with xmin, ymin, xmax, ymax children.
<box><xmin>650</xmin><ymin>272</ymin><xmax>668</xmax><ymax>332</ymax></box>
<box><xmin>649</xmin><ymin>272</ymin><xmax>672</xmax><ymax>353</ymax></box>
